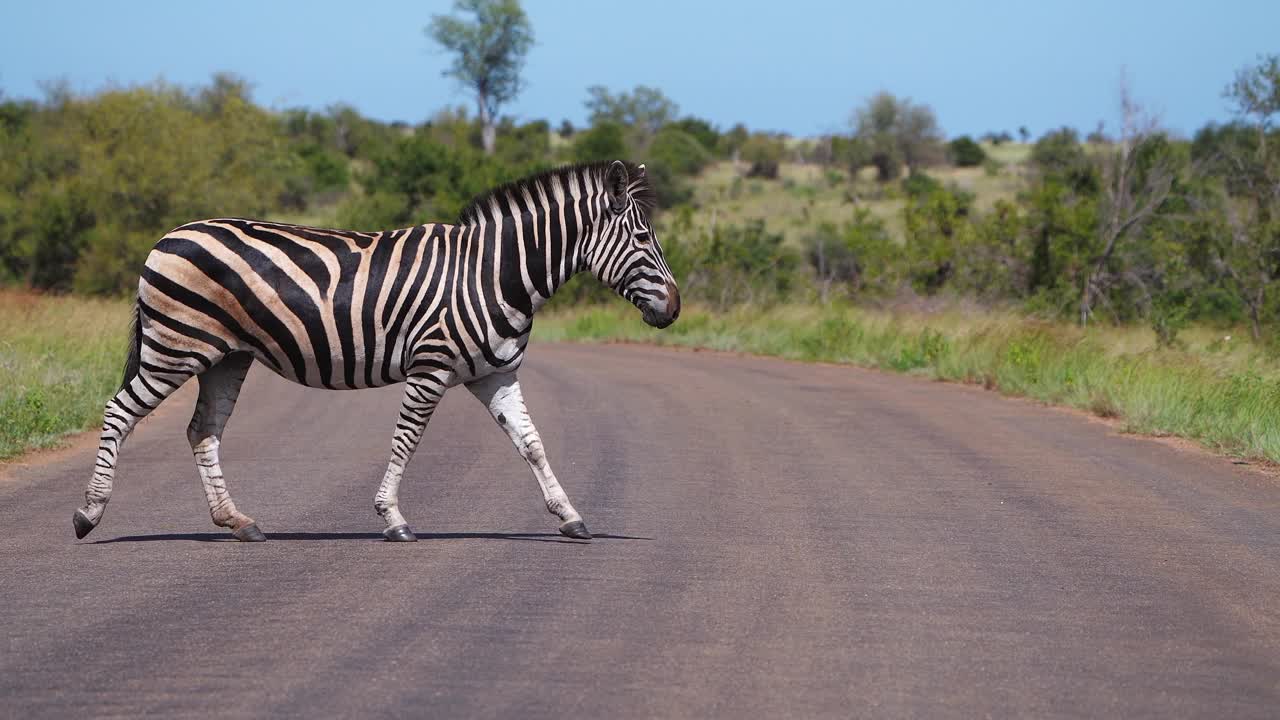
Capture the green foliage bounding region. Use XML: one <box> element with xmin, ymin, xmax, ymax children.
<box><xmin>648</xmin><ymin>128</ymin><xmax>712</xmax><ymax>177</ymax></box>
<box><xmin>644</xmin><ymin>127</ymin><xmax>710</xmax><ymax>207</ymax></box>
<box><xmin>853</xmin><ymin>92</ymin><xmax>945</xmax><ymax>180</ymax></box>
<box><xmin>718</xmin><ymin>123</ymin><xmax>750</xmax><ymax>159</ymax></box>
<box><xmin>805</xmin><ymin>209</ymin><xmax>896</xmax><ymax>298</ymax></box>
<box><xmin>740</xmin><ymin>134</ymin><xmax>786</xmax><ymax>179</ymax></box>
<box><xmin>1150</xmin><ymin>293</ymin><xmax>1190</xmax><ymax>348</ymax></box>
<box><xmin>0</xmin><ymin>80</ymin><xmax>299</xmax><ymax>294</ymax></box>
<box><xmin>901</xmin><ymin>185</ymin><xmax>971</xmax><ymax>294</ymax></box>
<box><xmin>572</xmin><ymin>121</ymin><xmax>628</xmax><ymax>164</ymax></box>
<box><xmin>494</xmin><ymin>118</ymin><xmax>552</xmax><ymax>167</ymax></box>
<box><xmin>901</xmin><ymin>172</ymin><xmax>943</xmax><ymax>199</ymax></box>
<box><xmin>668</xmin><ymin>117</ymin><xmax>720</xmax><ymax>154</ymax></box>
<box><xmin>829</xmin><ymin>135</ymin><xmax>872</xmax><ymax>174</ymax></box>
<box><xmin>347</xmin><ymin>129</ymin><xmax>521</xmax><ymax>225</ymax></box>
<box><xmin>1031</xmin><ymin>127</ymin><xmax>1098</xmax><ymax>194</ymax></box>
<box><xmin>1224</xmin><ymin>53</ymin><xmax>1280</xmax><ymax>119</ymax></box>
<box><xmin>337</xmin><ymin>190</ymin><xmax>411</xmax><ymax>231</ymax></box>
<box><xmin>584</xmin><ymin>85</ymin><xmax>678</xmax><ymax>149</ymax></box>
<box><xmin>664</xmin><ymin>210</ymin><xmax>798</xmax><ymax>307</ymax></box>
<box><xmin>948</xmin><ymin>135</ymin><xmax>986</xmax><ymax>167</ymax></box>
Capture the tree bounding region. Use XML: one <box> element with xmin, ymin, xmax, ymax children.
<box><xmin>1202</xmin><ymin>54</ymin><xmax>1280</xmax><ymax>339</ymax></box>
<box><xmin>1080</xmin><ymin>79</ymin><xmax>1184</xmax><ymax>326</ymax></box>
<box><xmin>427</xmin><ymin>0</ymin><xmax>533</xmax><ymax>155</ymax></box>
<box><xmin>584</xmin><ymin>85</ymin><xmax>677</xmax><ymax>151</ymax></box>
<box><xmin>852</xmin><ymin>92</ymin><xmax>944</xmax><ymax>181</ymax></box>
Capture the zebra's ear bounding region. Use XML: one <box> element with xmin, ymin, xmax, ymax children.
<box><xmin>606</xmin><ymin>160</ymin><xmax>629</xmax><ymax>214</ymax></box>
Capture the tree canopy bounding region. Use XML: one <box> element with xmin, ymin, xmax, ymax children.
<box><xmin>585</xmin><ymin>85</ymin><xmax>678</xmax><ymax>150</ymax></box>
<box><xmin>427</xmin><ymin>0</ymin><xmax>533</xmax><ymax>154</ymax></box>
<box><xmin>853</xmin><ymin>92</ymin><xmax>944</xmax><ymax>181</ymax></box>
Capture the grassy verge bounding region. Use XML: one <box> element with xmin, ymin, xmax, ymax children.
<box><xmin>5</xmin><ymin>290</ymin><xmax>1278</xmax><ymax>467</ymax></box>
<box><xmin>0</xmin><ymin>290</ymin><xmax>131</xmax><ymax>460</ymax></box>
<box><xmin>536</xmin><ymin>303</ymin><xmax>1280</xmax><ymax>464</ymax></box>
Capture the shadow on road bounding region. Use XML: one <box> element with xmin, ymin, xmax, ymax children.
<box><xmin>87</xmin><ymin>531</ymin><xmax>653</xmax><ymax>544</ymax></box>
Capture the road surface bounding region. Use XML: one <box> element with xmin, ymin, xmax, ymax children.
<box><xmin>2</xmin><ymin>343</ymin><xmax>1278</xmax><ymax>718</ymax></box>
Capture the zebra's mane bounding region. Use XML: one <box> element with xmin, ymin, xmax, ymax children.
<box><xmin>457</xmin><ymin>161</ymin><xmax>656</xmax><ymax>226</ymax></box>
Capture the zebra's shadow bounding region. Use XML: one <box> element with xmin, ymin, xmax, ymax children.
<box><xmin>88</xmin><ymin>531</ymin><xmax>653</xmax><ymax>544</ymax></box>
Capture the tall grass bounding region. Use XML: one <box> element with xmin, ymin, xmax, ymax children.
<box><xmin>0</xmin><ymin>291</ymin><xmax>131</xmax><ymax>459</ymax></box>
<box><xmin>536</xmin><ymin>303</ymin><xmax>1280</xmax><ymax>463</ymax></box>
<box><xmin>5</xmin><ymin>290</ymin><xmax>1279</xmax><ymax>466</ymax></box>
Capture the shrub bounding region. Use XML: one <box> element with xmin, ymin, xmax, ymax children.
<box><xmin>648</xmin><ymin>128</ymin><xmax>712</xmax><ymax>177</ymax></box>
<box><xmin>668</xmin><ymin>117</ymin><xmax>720</xmax><ymax>154</ymax></box>
<box><xmin>902</xmin><ymin>172</ymin><xmax>942</xmax><ymax>199</ymax></box>
<box><xmin>572</xmin><ymin>121</ymin><xmax>628</xmax><ymax>164</ymax></box>
<box><xmin>806</xmin><ymin>210</ymin><xmax>896</xmax><ymax>299</ymax></box>
<box><xmin>741</xmin><ymin>134</ymin><xmax>786</xmax><ymax>179</ymax></box>
<box><xmin>948</xmin><ymin>136</ymin><xmax>986</xmax><ymax>167</ymax></box>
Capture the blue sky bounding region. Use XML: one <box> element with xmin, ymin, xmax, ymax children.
<box><xmin>2</xmin><ymin>1</ymin><xmax>1276</xmax><ymax>139</ymax></box>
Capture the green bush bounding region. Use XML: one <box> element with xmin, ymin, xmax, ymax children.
<box><xmin>948</xmin><ymin>136</ymin><xmax>986</xmax><ymax>167</ymax></box>
<box><xmin>644</xmin><ymin>127</ymin><xmax>711</xmax><ymax>207</ymax></box>
<box><xmin>667</xmin><ymin>117</ymin><xmax>720</xmax><ymax>154</ymax></box>
<box><xmin>740</xmin><ymin>134</ymin><xmax>786</xmax><ymax>179</ymax></box>
<box><xmin>0</xmin><ymin>81</ymin><xmax>294</xmax><ymax>294</ymax></box>
<box><xmin>806</xmin><ymin>210</ymin><xmax>896</xmax><ymax>298</ymax></box>
<box><xmin>648</xmin><ymin>127</ymin><xmax>712</xmax><ymax>177</ymax></box>
<box><xmin>573</xmin><ymin>121</ymin><xmax>628</xmax><ymax>164</ymax></box>
<box><xmin>902</xmin><ymin>172</ymin><xmax>943</xmax><ymax>199</ymax></box>
<box><xmin>356</xmin><ymin>131</ymin><xmax>515</xmax><ymax>222</ymax></box>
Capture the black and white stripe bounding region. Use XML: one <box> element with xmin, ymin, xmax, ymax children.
<box><xmin>74</xmin><ymin>160</ymin><xmax>680</xmax><ymax>542</ymax></box>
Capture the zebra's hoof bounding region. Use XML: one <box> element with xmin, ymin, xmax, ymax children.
<box><xmin>559</xmin><ymin>520</ymin><xmax>593</xmax><ymax>540</ymax></box>
<box><xmin>232</xmin><ymin>523</ymin><xmax>267</xmax><ymax>542</ymax></box>
<box><xmin>384</xmin><ymin>525</ymin><xmax>418</xmax><ymax>542</ymax></box>
<box><xmin>72</xmin><ymin>509</ymin><xmax>97</xmax><ymax>540</ymax></box>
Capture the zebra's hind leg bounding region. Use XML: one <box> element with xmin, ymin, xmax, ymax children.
<box><xmin>374</xmin><ymin>373</ymin><xmax>446</xmax><ymax>542</ymax></box>
<box><xmin>186</xmin><ymin>352</ymin><xmax>262</xmax><ymax>541</ymax></box>
<box><xmin>74</xmin><ymin>363</ymin><xmax>194</xmax><ymax>539</ymax></box>
<box><xmin>465</xmin><ymin>372</ymin><xmax>591</xmax><ymax>540</ymax></box>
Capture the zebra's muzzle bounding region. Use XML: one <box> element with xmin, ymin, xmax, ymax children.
<box><xmin>640</xmin><ymin>281</ymin><xmax>681</xmax><ymax>329</ymax></box>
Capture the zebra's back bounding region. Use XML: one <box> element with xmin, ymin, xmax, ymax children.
<box><xmin>139</xmin><ymin>217</ymin><xmax>467</xmax><ymax>390</ymax></box>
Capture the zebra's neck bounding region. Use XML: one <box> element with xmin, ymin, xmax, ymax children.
<box><xmin>467</xmin><ymin>192</ymin><xmax>602</xmax><ymax>323</ymax></box>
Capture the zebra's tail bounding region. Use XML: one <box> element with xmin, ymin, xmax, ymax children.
<box><xmin>120</xmin><ymin>299</ymin><xmax>142</xmax><ymax>391</ymax></box>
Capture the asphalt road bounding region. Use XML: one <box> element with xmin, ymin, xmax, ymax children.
<box><xmin>2</xmin><ymin>342</ymin><xmax>1279</xmax><ymax>718</ymax></box>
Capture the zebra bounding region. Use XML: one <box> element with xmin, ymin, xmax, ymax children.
<box><xmin>73</xmin><ymin>160</ymin><xmax>680</xmax><ymax>543</ymax></box>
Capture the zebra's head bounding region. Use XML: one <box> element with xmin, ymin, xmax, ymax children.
<box><xmin>590</xmin><ymin>160</ymin><xmax>681</xmax><ymax>328</ymax></box>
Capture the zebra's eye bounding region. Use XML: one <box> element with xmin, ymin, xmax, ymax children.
<box><xmin>636</xmin><ymin>232</ymin><xmax>652</xmax><ymax>246</ymax></box>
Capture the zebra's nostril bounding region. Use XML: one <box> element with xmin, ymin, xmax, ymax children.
<box><xmin>665</xmin><ymin>280</ymin><xmax>682</xmax><ymax>322</ymax></box>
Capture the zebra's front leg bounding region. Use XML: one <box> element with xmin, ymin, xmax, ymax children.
<box><xmin>466</xmin><ymin>372</ymin><xmax>591</xmax><ymax>540</ymax></box>
<box><xmin>375</xmin><ymin>374</ymin><xmax>445</xmax><ymax>542</ymax></box>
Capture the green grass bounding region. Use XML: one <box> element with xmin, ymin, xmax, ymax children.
<box><xmin>0</xmin><ymin>290</ymin><xmax>132</xmax><ymax>460</ymax></box>
<box><xmin>8</xmin><ymin>286</ymin><xmax>1278</xmax><ymax>469</ymax></box>
<box><xmin>536</xmin><ymin>302</ymin><xmax>1280</xmax><ymax>464</ymax></box>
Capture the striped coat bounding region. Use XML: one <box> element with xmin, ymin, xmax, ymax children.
<box><xmin>75</xmin><ymin>160</ymin><xmax>679</xmax><ymax>542</ymax></box>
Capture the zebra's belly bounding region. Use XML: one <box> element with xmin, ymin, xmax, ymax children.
<box><xmin>246</xmin><ymin>344</ymin><xmax>409</xmax><ymax>390</ymax></box>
